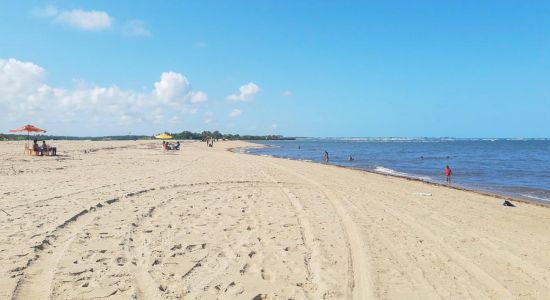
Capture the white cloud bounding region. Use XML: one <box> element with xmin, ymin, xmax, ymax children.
<box><xmin>154</xmin><ymin>72</ymin><xmax>190</xmax><ymax>103</ymax></box>
<box><xmin>33</xmin><ymin>6</ymin><xmax>150</xmax><ymax>36</ymax></box>
<box><xmin>281</xmin><ymin>90</ymin><xmax>293</xmax><ymax>97</ymax></box>
<box><xmin>55</xmin><ymin>9</ymin><xmax>112</xmax><ymax>31</ymax></box>
<box><xmin>227</xmin><ymin>82</ymin><xmax>260</xmax><ymax>101</ymax></box>
<box><xmin>153</xmin><ymin>72</ymin><xmax>208</xmax><ymax>105</ymax></box>
<box><xmin>0</xmin><ymin>58</ymin><xmax>208</xmax><ymax>132</ymax></box>
<box><xmin>229</xmin><ymin>109</ymin><xmax>241</xmax><ymax>118</ymax></box>
<box><xmin>0</xmin><ymin>58</ymin><xmax>46</xmax><ymax>95</ymax></box>
<box><xmin>188</xmin><ymin>91</ymin><xmax>208</xmax><ymax>103</ymax></box>
<box><xmin>122</xmin><ymin>20</ymin><xmax>151</xmax><ymax>37</ymax></box>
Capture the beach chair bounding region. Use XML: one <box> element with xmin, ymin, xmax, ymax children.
<box><xmin>24</xmin><ymin>144</ymin><xmax>41</xmax><ymax>156</ymax></box>
<box><xmin>41</xmin><ymin>143</ymin><xmax>57</xmax><ymax>156</ymax></box>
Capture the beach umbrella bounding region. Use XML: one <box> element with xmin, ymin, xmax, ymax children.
<box><xmin>10</xmin><ymin>124</ymin><xmax>46</xmax><ymax>147</ymax></box>
<box><xmin>155</xmin><ymin>133</ymin><xmax>173</xmax><ymax>139</ymax></box>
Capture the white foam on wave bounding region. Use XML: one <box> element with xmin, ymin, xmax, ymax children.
<box><xmin>339</xmin><ymin>137</ymin><xmax>426</xmax><ymax>142</ymax></box>
<box><xmin>518</xmin><ymin>193</ymin><xmax>550</xmax><ymax>202</ymax></box>
<box><xmin>374</xmin><ymin>166</ymin><xmax>432</xmax><ymax>181</ymax></box>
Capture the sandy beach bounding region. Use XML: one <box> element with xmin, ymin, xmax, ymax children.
<box><xmin>1</xmin><ymin>140</ymin><xmax>549</xmax><ymax>299</ymax></box>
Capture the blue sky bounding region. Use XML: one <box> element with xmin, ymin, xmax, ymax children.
<box><xmin>1</xmin><ymin>1</ymin><xmax>549</xmax><ymax>137</ymax></box>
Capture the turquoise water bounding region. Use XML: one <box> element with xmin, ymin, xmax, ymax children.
<box><xmin>247</xmin><ymin>138</ymin><xmax>550</xmax><ymax>203</ymax></box>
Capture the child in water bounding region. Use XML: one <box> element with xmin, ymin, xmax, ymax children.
<box><xmin>445</xmin><ymin>165</ymin><xmax>452</xmax><ymax>184</ymax></box>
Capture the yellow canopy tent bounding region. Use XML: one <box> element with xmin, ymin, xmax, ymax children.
<box><xmin>155</xmin><ymin>133</ymin><xmax>173</xmax><ymax>139</ymax></box>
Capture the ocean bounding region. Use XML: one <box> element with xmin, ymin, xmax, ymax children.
<box><xmin>246</xmin><ymin>138</ymin><xmax>550</xmax><ymax>203</ymax></box>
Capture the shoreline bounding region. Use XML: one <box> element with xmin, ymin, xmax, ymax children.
<box><xmin>232</xmin><ymin>141</ymin><xmax>550</xmax><ymax>208</ymax></box>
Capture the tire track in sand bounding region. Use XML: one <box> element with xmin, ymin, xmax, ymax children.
<box><xmin>126</xmin><ymin>188</ymin><xmax>218</xmax><ymax>299</ymax></box>
<box><xmin>11</xmin><ymin>209</ymin><xmax>97</xmax><ymax>300</ymax></box>
<box><xmin>269</xmin><ymin>176</ymin><xmax>324</xmax><ymax>299</ymax></box>
<box><xmin>264</xmin><ymin>160</ymin><xmax>375</xmax><ymax>300</ymax></box>
<box><xmin>237</xmin><ymin>156</ymin><xmax>323</xmax><ymax>299</ymax></box>
<box><xmin>10</xmin><ymin>194</ymin><xmax>140</xmax><ymax>300</ymax></box>
<box><xmin>350</xmin><ymin>193</ymin><xmax>516</xmax><ymax>299</ymax></box>
<box><xmin>9</xmin><ymin>154</ymin><xmax>209</xmax><ymax>211</ymax></box>
<box><xmin>11</xmin><ymin>188</ymin><xmax>160</xmax><ymax>298</ymax></box>
<box><xmin>127</xmin><ymin>184</ymin><xmax>264</xmax><ymax>299</ymax></box>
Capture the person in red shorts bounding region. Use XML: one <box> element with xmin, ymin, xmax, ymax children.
<box><xmin>445</xmin><ymin>165</ymin><xmax>453</xmax><ymax>184</ymax></box>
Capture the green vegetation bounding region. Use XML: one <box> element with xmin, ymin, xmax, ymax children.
<box><xmin>0</xmin><ymin>131</ymin><xmax>294</xmax><ymax>141</ymax></box>
<box><xmin>169</xmin><ymin>131</ymin><xmax>294</xmax><ymax>141</ymax></box>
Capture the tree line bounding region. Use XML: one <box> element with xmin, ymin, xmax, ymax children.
<box><xmin>169</xmin><ymin>131</ymin><xmax>294</xmax><ymax>141</ymax></box>
<box><xmin>0</xmin><ymin>131</ymin><xmax>295</xmax><ymax>141</ymax></box>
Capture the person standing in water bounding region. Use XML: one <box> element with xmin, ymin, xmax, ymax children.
<box><xmin>323</xmin><ymin>151</ymin><xmax>329</xmax><ymax>163</ymax></box>
<box><xmin>445</xmin><ymin>165</ymin><xmax>453</xmax><ymax>184</ymax></box>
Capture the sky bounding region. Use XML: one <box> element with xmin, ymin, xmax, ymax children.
<box><xmin>1</xmin><ymin>1</ymin><xmax>549</xmax><ymax>138</ymax></box>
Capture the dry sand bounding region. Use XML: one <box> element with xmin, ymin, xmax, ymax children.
<box><xmin>1</xmin><ymin>140</ymin><xmax>549</xmax><ymax>299</ymax></box>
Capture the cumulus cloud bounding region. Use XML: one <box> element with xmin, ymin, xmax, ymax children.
<box><xmin>0</xmin><ymin>58</ymin><xmax>207</xmax><ymax>131</ymax></box>
<box><xmin>154</xmin><ymin>72</ymin><xmax>190</xmax><ymax>103</ymax></box>
<box><xmin>122</xmin><ymin>20</ymin><xmax>151</xmax><ymax>37</ymax></box>
<box><xmin>153</xmin><ymin>73</ymin><xmax>207</xmax><ymax>105</ymax></box>
<box><xmin>55</xmin><ymin>9</ymin><xmax>112</xmax><ymax>31</ymax></box>
<box><xmin>188</xmin><ymin>91</ymin><xmax>208</xmax><ymax>103</ymax></box>
<box><xmin>281</xmin><ymin>90</ymin><xmax>293</xmax><ymax>97</ymax></box>
<box><xmin>227</xmin><ymin>82</ymin><xmax>260</xmax><ymax>101</ymax></box>
<box><xmin>0</xmin><ymin>58</ymin><xmax>46</xmax><ymax>94</ymax></box>
<box><xmin>229</xmin><ymin>109</ymin><xmax>241</xmax><ymax>118</ymax></box>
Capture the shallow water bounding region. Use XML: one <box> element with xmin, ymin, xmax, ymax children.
<box><xmin>247</xmin><ymin>138</ymin><xmax>550</xmax><ymax>202</ymax></box>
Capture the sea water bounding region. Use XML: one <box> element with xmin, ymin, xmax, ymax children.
<box><xmin>246</xmin><ymin>138</ymin><xmax>550</xmax><ymax>203</ymax></box>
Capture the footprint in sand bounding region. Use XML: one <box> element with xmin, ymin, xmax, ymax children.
<box><xmin>240</xmin><ymin>263</ymin><xmax>249</xmax><ymax>274</ymax></box>
<box><xmin>115</xmin><ymin>257</ymin><xmax>127</xmax><ymax>266</ymax></box>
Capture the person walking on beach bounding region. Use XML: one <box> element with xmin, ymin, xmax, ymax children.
<box><xmin>445</xmin><ymin>165</ymin><xmax>453</xmax><ymax>184</ymax></box>
<box><xmin>323</xmin><ymin>151</ymin><xmax>329</xmax><ymax>163</ymax></box>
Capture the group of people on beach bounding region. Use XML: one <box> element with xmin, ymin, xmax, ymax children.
<box><xmin>162</xmin><ymin>141</ymin><xmax>180</xmax><ymax>151</ymax></box>
<box><xmin>320</xmin><ymin>149</ymin><xmax>453</xmax><ymax>184</ymax></box>
<box><xmin>31</xmin><ymin>139</ymin><xmax>56</xmax><ymax>156</ymax></box>
<box><xmin>205</xmin><ymin>137</ymin><xmax>216</xmax><ymax>147</ymax></box>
